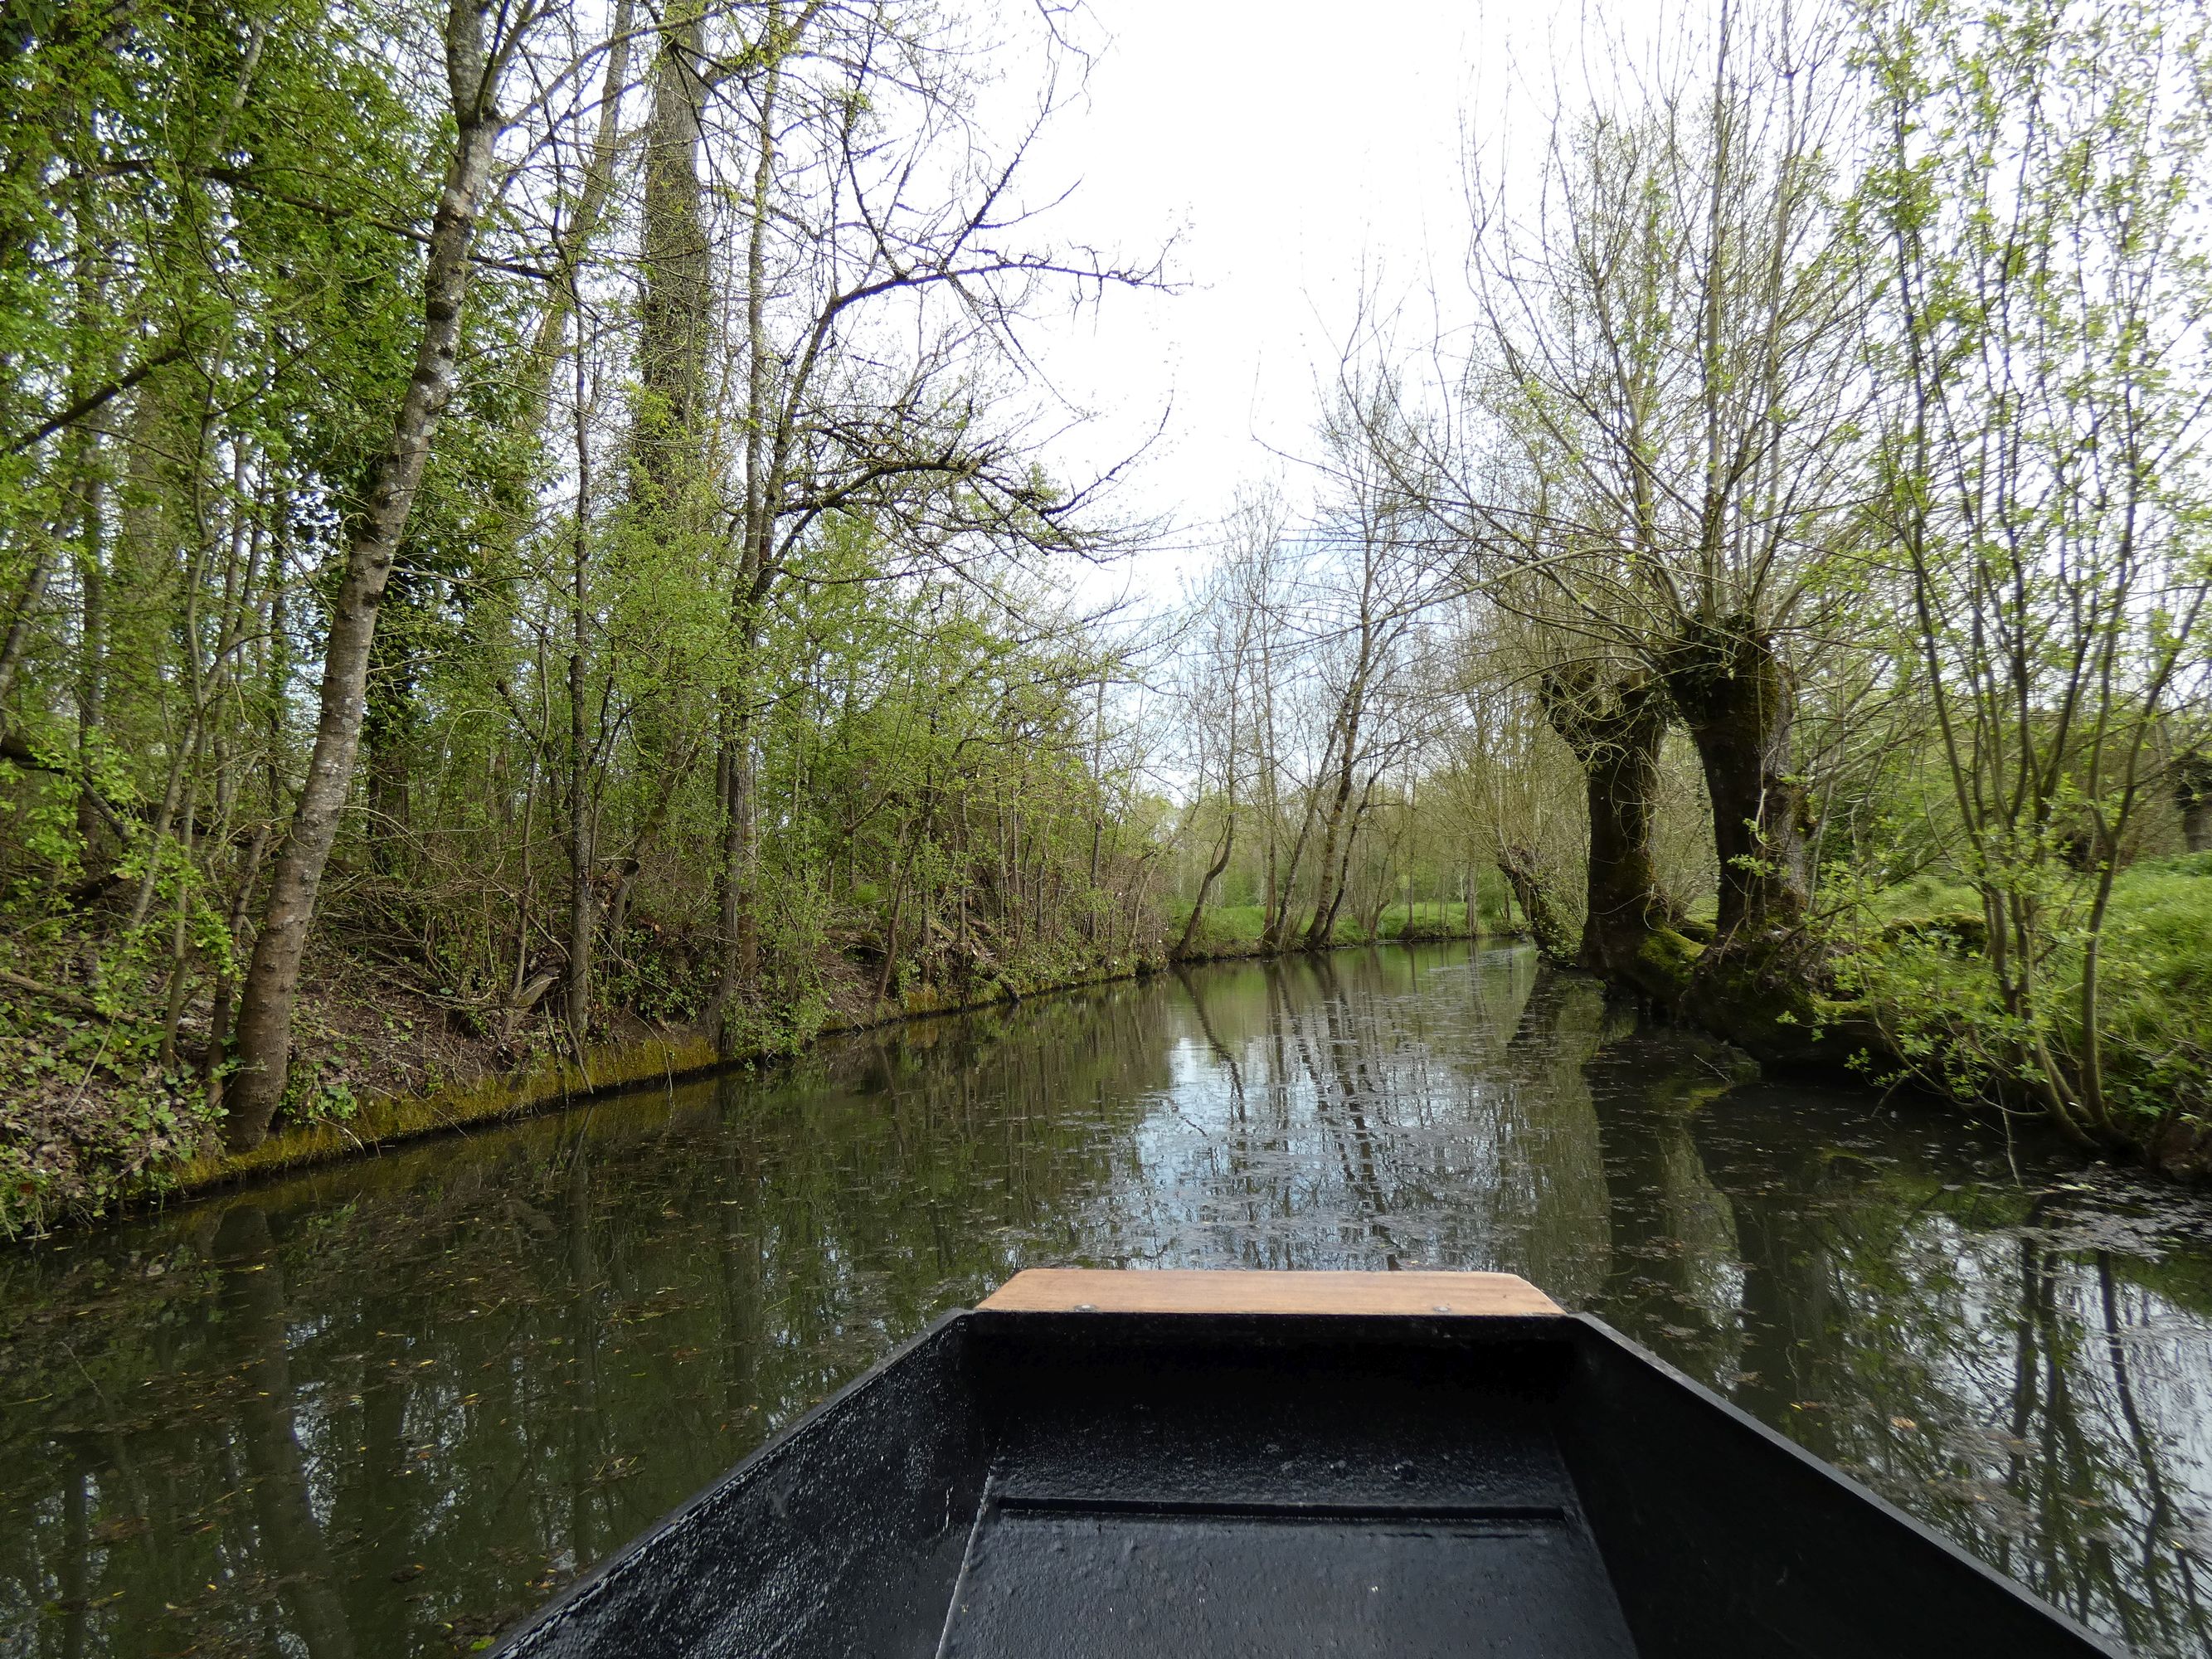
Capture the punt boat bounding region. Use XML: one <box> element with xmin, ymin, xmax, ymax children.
<box><xmin>493</xmin><ymin>1269</ymin><xmax>2122</xmax><ymax>1657</ymax></box>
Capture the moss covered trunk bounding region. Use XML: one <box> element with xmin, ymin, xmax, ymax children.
<box><xmin>1540</xmin><ymin>669</ymin><xmax>1696</xmax><ymax>1005</ymax></box>
<box><xmin>1496</xmin><ymin>844</ymin><xmax>1578</xmax><ymax>964</ymax></box>
<box><xmin>2175</xmin><ymin>752</ymin><xmax>2212</xmax><ymax>854</ymax></box>
<box><xmin>2186</xmin><ymin>802</ymin><xmax>2212</xmax><ymax>856</ymax></box>
<box><xmin>1660</xmin><ymin>616</ymin><xmax>1829</xmax><ymax>1063</ymax></box>
<box><xmin>1661</xmin><ymin>616</ymin><xmax>1812</xmax><ymax>941</ymax></box>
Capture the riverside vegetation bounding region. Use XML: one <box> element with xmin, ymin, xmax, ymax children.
<box><xmin>1166</xmin><ymin>0</ymin><xmax>2212</xmax><ymax>1177</ymax></box>
<box><xmin>4</xmin><ymin>0</ymin><xmax>2212</xmax><ymax>1233</ymax></box>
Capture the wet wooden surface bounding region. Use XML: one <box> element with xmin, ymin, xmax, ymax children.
<box><xmin>978</xmin><ymin>1268</ymin><xmax>1563</xmax><ymax>1317</ymax></box>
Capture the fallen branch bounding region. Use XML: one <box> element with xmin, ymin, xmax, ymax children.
<box><xmin>0</xmin><ymin>968</ymin><xmax>107</xmax><ymax>1020</ymax></box>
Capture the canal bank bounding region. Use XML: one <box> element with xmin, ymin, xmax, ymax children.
<box><xmin>72</xmin><ymin>953</ymin><xmax>1183</xmax><ymax>1227</ymax></box>
<box><xmin>27</xmin><ymin>917</ymin><xmax>1493</xmax><ymax>1234</ymax></box>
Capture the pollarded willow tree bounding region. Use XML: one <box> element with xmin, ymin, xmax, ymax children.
<box><xmin>1399</xmin><ymin>0</ymin><xmax>1871</xmax><ymax>1055</ymax></box>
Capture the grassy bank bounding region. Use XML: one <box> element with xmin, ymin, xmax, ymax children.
<box><xmin>1170</xmin><ymin>900</ymin><xmax>1504</xmax><ymax>956</ymax></box>
<box><xmin>1826</xmin><ymin>853</ymin><xmax>2212</xmax><ymax>1174</ymax></box>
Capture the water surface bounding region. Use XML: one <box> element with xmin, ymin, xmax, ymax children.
<box><xmin>4</xmin><ymin>943</ymin><xmax>2210</xmax><ymax>1657</ymax></box>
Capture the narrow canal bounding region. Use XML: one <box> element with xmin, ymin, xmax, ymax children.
<box><xmin>4</xmin><ymin>942</ymin><xmax>2210</xmax><ymax>1657</ymax></box>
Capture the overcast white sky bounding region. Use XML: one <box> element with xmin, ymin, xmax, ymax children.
<box><xmin>988</xmin><ymin>0</ymin><xmax>1686</xmax><ymax>609</ymax></box>
<box><xmin>998</xmin><ymin>2</ymin><xmax>1534</xmax><ymax>591</ymax></box>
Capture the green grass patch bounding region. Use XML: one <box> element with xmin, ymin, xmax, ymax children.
<box><xmin>1843</xmin><ymin>852</ymin><xmax>2212</xmax><ymax>1144</ymax></box>
<box><xmin>1169</xmin><ymin>900</ymin><xmax>1491</xmax><ymax>953</ymax></box>
<box><xmin>2087</xmin><ymin>854</ymin><xmax>2212</xmax><ymax>1132</ymax></box>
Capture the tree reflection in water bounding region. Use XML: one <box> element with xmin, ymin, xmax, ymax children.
<box><xmin>2</xmin><ymin>943</ymin><xmax>2209</xmax><ymax>1657</ymax></box>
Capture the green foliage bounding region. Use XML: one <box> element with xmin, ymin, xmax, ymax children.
<box><xmin>1839</xmin><ymin>0</ymin><xmax>2212</xmax><ymax>1141</ymax></box>
<box><xmin>1839</xmin><ymin>857</ymin><xmax>2212</xmax><ymax>1140</ymax></box>
<box><xmin>0</xmin><ymin>0</ymin><xmax>1174</xmax><ymax>1216</ymax></box>
<box><xmin>1173</xmin><ymin>902</ymin><xmax>1486</xmax><ymax>954</ymax></box>
<box><xmin>2070</xmin><ymin>857</ymin><xmax>2212</xmax><ymax>1132</ymax></box>
<box><xmin>12</xmin><ymin>0</ymin><xmax>2212</xmax><ymax>1222</ymax></box>
<box><xmin>0</xmin><ymin>992</ymin><xmax>222</xmax><ymax>1236</ymax></box>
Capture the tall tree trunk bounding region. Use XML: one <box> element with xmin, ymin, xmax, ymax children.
<box><xmin>720</xmin><ymin>697</ymin><xmax>757</xmax><ymax>1007</ymax></box>
<box><xmin>511</xmin><ymin>0</ymin><xmax>639</xmax><ymax>1012</ymax></box>
<box><xmin>73</xmin><ymin>461</ymin><xmax>105</xmax><ymax>844</ymax></box>
<box><xmin>0</xmin><ymin>550</ymin><xmax>50</xmax><ymax>715</ymax></box>
<box><xmin>62</xmin><ymin>208</ymin><xmax>109</xmax><ymax>843</ymax></box>
<box><xmin>1660</xmin><ymin>615</ymin><xmax>1811</xmax><ymax>941</ymax></box>
<box><xmin>630</xmin><ymin>0</ymin><xmax>741</xmax><ymax>1018</ymax></box>
<box><xmin>1299</xmin><ymin>780</ymin><xmax>1353</xmax><ymax>946</ymax></box>
<box><xmin>633</xmin><ymin>0</ymin><xmax>710</xmax><ymax>489</ymax></box>
<box><xmin>719</xmin><ymin>12</ymin><xmax>785</xmax><ymax>1014</ymax></box>
<box><xmin>2174</xmin><ymin>752</ymin><xmax>2212</xmax><ymax>854</ymax></box>
<box><xmin>1541</xmin><ymin>668</ymin><xmax>1690</xmax><ymax>1000</ymax></box>
<box><xmin>528</xmin><ymin>0</ymin><xmax>634</xmax><ymax>416</ymax></box>
<box><xmin>1175</xmin><ymin>810</ymin><xmax>1235</xmax><ymax>959</ymax></box>
<box><xmin>362</xmin><ymin>634</ymin><xmax>413</xmax><ymax>877</ymax></box>
<box><xmin>1262</xmin><ymin>816</ymin><xmax>1280</xmax><ymax>943</ymax></box>
<box><xmin>1082</xmin><ymin>678</ymin><xmax>1106</xmax><ymax>941</ymax></box>
<box><xmin>565</xmin><ymin>463</ymin><xmax>596</xmax><ymax>1047</ymax></box>
<box><xmin>1660</xmin><ymin>614</ymin><xmax>1832</xmax><ymax>1063</ymax></box>
<box><xmin>204</xmin><ymin>824</ymin><xmax>270</xmax><ymax>1112</ymax></box>
<box><xmin>1315</xmin><ymin>776</ymin><xmax>1375</xmax><ymax>946</ymax></box>
<box><xmin>875</xmin><ymin>812</ymin><xmax>929</xmax><ymax>1005</ymax></box>
<box><xmin>1266</xmin><ymin>766</ymin><xmax>1326</xmax><ymax>952</ymax></box>
<box><xmin>224</xmin><ymin>30</ymin><xmax>506</xmax><ymax>1150</ymax></box>
<box><xmin>1300</xmin><ymin>708</ymin><xmax>1364</xmax><ymax>949</ymax></box>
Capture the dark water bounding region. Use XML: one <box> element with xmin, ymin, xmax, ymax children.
<box><xmin>5</xmin><ymin>943</ymin><xmax>2212</xmax><ymax>1658</ymax></box>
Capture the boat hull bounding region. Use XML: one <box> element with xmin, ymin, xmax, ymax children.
<box><xmin>493</xmin><ymin>1275</ymin><xmax>2120</xmax><ymax>1658</ymax></box>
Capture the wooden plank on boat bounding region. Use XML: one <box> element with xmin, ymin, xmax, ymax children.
<box><xmin>977</xmin><ymin>1267</ymin><xmax>1562</xmax><ymax>1317</ymax></box>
